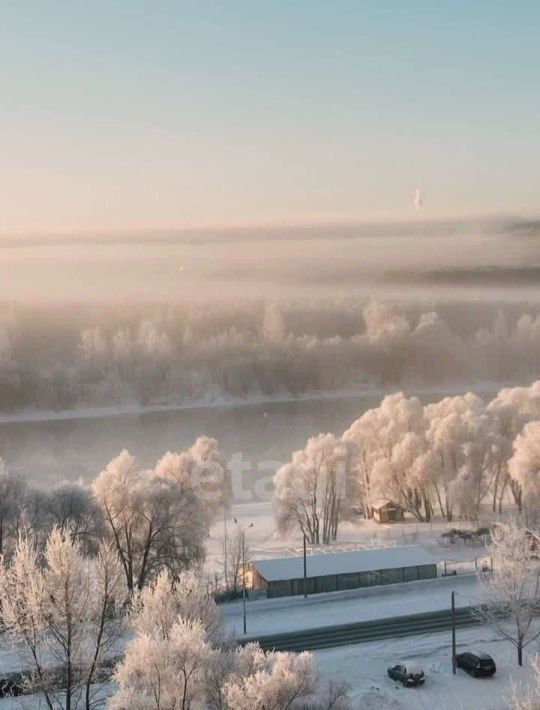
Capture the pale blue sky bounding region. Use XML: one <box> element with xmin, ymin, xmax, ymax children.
<box><xmin>0</xmin><ymin>1</ymin><xmax>539</xmax><ymax>232</ymax></box>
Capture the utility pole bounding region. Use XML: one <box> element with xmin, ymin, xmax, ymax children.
<box><xmin>242</xmin><ymin>529</ymin><xmax>247</xmax><ymax>634</ymax></box>
<box><xmin>303</xmin><ymin>533</ymin><xmax>308</xmax><ymax>599</ymax></box>
<box><xmin>451</xmin><ymin>590</ymin><xmax>456</xmax><ymax>675</ymax></box>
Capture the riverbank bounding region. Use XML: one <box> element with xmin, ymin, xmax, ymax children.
<box><xmin>0</xmin><ymin>380</ymin><xmax>511</xmax><ymax>425</ymax></box>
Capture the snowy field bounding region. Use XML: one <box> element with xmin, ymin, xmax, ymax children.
<box><xmin>208</xmin><ymin>500</ymin><xmax>490</xmax><ymax>572</ymax></box>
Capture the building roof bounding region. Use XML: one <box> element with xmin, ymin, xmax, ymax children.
<box><xmin>251</xmin><ymin>545</ymin><xmax>438</xmax><ymax>582</ymax></box>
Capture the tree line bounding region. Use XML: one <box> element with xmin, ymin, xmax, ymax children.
<box><xmin>2</xmin><ymin>299</ymin><xmax>540</xmax><ymax>411</ymax></box>
<box><xmin>0</xmin><ymin>436</ymin><xmax>229</xmax><ymax>593</ymax></box>
<box><xmin>273</xmin><ymin>380</ymin><xmax>540</xmax><ymax>543</ymax></box>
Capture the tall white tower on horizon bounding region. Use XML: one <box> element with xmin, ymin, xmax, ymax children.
<box><xmin>414</xmin><ymin>187</ymin><xmax>423</xmax><ymax>211</ymax></box>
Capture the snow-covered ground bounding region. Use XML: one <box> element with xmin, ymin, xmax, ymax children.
<box><xmin>315</xmin><ymin>626</ymin><xmax>536</xmax><ymax>710</ymax></box>
<box><xmin>213</xmin><ymin>501</ymin><xmax>490</xmax><ymax>638</ymax></box>
<box><xmin>2</xmin><ymin>627</ymin><xmax>533</xmax><ymax>709</ymax></box>
<box><xmin>0</xmin><ymin>684</ymin><xmax>115</xmax><ymax>709</ymax></box>
<box><xmin>220</xmin><ymin>574</ymin><xmax>479</xmax><ymax>637</ymax></box>
<box><xmin>208</xmin><ymin>500</ymin><xmax>490</xmax><ymax>574</ymax></box>
<box><xmin>210</xmin><ymin>500</ymin><xmax>491</xmax><ymax>554</ymax></box>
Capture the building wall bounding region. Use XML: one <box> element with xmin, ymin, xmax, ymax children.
<box><xmin>265</xmin><ymin>563</ymin><xmax>437</xmax><ymax>598</ymax></box>
<box><xmin>372</xmin><ymin>506</ymin><xmax>405</xmax><ymax>523</ymax></box>
<box><xmin>252</xmin><ymin>569</ymin><xmax>269</xmax><ymax>592</ymax></box>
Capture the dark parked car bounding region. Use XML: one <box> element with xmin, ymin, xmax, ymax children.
<box><xmin>455</xmin><ymin>651</ymin><xmax>496</xmax><ymax>677</ymax></box>
<box><xmin>387</xmin><ymin>661</ymin><xmax>426</xmax><ymax>687</ymax></box>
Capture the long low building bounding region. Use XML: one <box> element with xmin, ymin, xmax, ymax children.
<box><xmin>250</xmin><ymin>545</ymin><xmax>438</xmax><ymax>598</ymax></box>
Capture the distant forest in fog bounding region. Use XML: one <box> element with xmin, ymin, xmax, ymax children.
<box><xmin>0</xmin><ymin>299</ymin><xmax>539</xmax><ymax>412</ymax></box>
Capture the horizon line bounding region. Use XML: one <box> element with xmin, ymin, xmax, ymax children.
<box><xmin>0</xmin><ymin>211</ymin><xmax>535</xmax><ymax>240</ymax></box>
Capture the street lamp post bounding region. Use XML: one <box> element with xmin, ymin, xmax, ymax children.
<box><xmin>451</xmin><ymin>590</ymin><xmax>456</xmax><ymax>675</ymax></box>
<box><xmin>223</xmin><ymin>503</ymin><xmax>228</xmax><ymax>590</ymax></box>
<box><xmin>241</xmin><ymin>529</ymin><xmax>247</xmax><ymax>634</ymax></box>
<box><xmin>303</xmin><ymin>533</ymin><xmax>308</xmax><ymax>599</ymax></box>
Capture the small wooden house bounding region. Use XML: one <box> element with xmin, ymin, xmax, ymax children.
<box><xmin>371</xmin><ymin>499</ymin><xmax>405</xmax><ymax>524</ymax></box>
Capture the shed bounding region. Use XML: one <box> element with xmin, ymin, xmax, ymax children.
<box><xmin>371</xmin><ymin>499</ymin><xmax>405</xmax><ymax>524</ymax></box>
<box><xmin>250</xmin><ymin>545</ymin><xmax>438</xmax><ymax>598</ymax></box>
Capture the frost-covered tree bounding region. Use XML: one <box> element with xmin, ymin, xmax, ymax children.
<box><xmin>189</xmin><ymin>436</ymin><xmax>231</xmax><ymax>510</ymax></box>
<box><xmin>22</xmin><ymin>486</ymin><xmax>53</xmax><ymax>551</ymax></box>
<box><xmin>45</xmin><ymin>481</ymin><xmax>104</xmax><ymax>552</ymax></box>
<box><xmin>474</xmin><ymin>521</ymin><xmax>540</xmax><ymax>666</ymax></box>
<box><xmin>343</xmin><ymin>393</ymin><xmax>432</xmax><ymax>521</ymax></box>
<box><xmin>112</xmin><ymin>570</ymin><xmax>221</xmax><ymax>709</ymax></box>
<box><xmin>362</xmin><ymin>302</ymin><xmax>411</xmax><ymax>384</ymax></box>
<box><xmin>0</xmin><ymin>529</ymin><xmax>124</xmax><ymax>709</ymax></box>
<box><xmin>44</xmin><ymin>527</ymin><xmax>99</xmax><ymax>709</ymax></box>
<box><xmin>224</xmin><ymin>651</ymin><xmax>316</xmax><ymax>710</ymax></box>
<box><xmin>155</xmin><ymin>437</ymin><xmax>230</xmax><ymax>520</ymax></box>
<box><xmin>112</xmin><ymin>631</ymin><xmax>320</xmax><ymax>710</ymax></box>
<box><xmin>78</xmin><ymin>327</ymin><xmax>108</xmax><ymax>380</ymax></box>
<box><xmin>510</xmin><ymin>653</ymin><xmax>540</xmax><ymax>709</ymax></box>
<box><xmin>0</xmin><ymin>536</ymin><xmax>51</xmax><ymax>706</ymax></box>
<box><xmin>223</xmin><ymin>527</ymin><xmax>250</xmax><ymax>593</ymax></box>
<box><xmin>82</xmin><ymin>540</ymin><xmax>126</xmax><ymax>708</ymax></box>
<box><xmin>488</xmin><ymin>381</ymin><xmax>540</xmax><ymax>511</ymax></box>
<box><xmin>448</xmin><ymin>413</ymin><xmax>503</xmax><ymax>522</ymax></box>
<box><xmin>510</xmin><ymin>421</ymin><xmax>540</xmax><ymax>518</ymax></box>
<box><xmin>262</xmin><ymin>302</ymin><xmax>287</xmax><ymax>343</ymax></box>
<box><xmin>0</xmin><ymin>460</ymin><xmax>26</xmax><ymax>557</ymax></box>
<box><xmin>131</xmin><ymin>568</ymin><xmax>220</xmax><ymax>644</ymax></box>
<box><xmin>273</xmin><ymin>433</ymin><xmax>355</xmax><ymax>544</ymax></box>
<box><xmin>44</xmin><ymin>530</ymin><xmax>125</xmax><ymax>709</ymax></box>
<box><xmin>110</xmin><ymin>564</ymin><xmax>347</xmax><ymax>710</ymax></box>
<box><xmin>425</xmin><ymin>393</ymin><xmax>500</xmax><ymax>521</ymax></box>
<box><xmin>111</xmin><ymin>328</ymin><xmax>133</xmax><ymax>377</ymax></box>
<box><xmin>110</xmin><ymin>618</ymin><xmax>215</xmax><ymax>710</ymax></box>
<box><xmin>93</xmin><ymin>450</ymin><xmax>207</xmax><ymax>594</ymax></box>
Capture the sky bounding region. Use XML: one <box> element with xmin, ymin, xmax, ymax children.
<box><xmin>0</xmin><ymin>1</ymin><xmax>539</xmax><ymax>234</ymax></box>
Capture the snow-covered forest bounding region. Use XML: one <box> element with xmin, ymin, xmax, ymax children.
<box><xmin>1</xmin><ymin>299</ymin><xmax>540</xmax><ymax>412</ymax></box>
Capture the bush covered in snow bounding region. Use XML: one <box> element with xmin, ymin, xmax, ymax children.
<box><xmin>110</xmin><ymin>568</ymin><xmax>351</xmax><ymax>710</ymax></box>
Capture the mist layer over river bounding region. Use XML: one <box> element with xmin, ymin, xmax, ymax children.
<box><xmin>0</xmin><ymin>387</ymin><xmax>496</xmax><ymax>492</ymax></box>
<box><xmin>0</xmin><ymin>217</ymin><xmax>536</xmax><ymax>487</ymax></box>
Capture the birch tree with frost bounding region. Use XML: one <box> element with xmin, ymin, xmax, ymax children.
<box><xmin>475</xmin><ymin>521</ymin><xmax>540</xmax><ymax>666</ymax></box>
